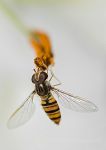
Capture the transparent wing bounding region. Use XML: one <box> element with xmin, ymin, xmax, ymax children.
<box><xmin>7</xmin><ymin>91</ymin><xmax>36</xmax><ymax>129</ymax></box>
<box><xmin>52</xmin><ymin>88</ymin><xmax>98</xmax><ymax>112</ymax></box>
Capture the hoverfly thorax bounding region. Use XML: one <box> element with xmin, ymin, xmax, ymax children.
<box><xmin>32</xmin><ymin>71</ymin><xmax>51</xmax><ymax>96</ymax></box>
<box><xmin>31</xmin><ymin>71</ymin><xmax>48</xmax><ymax>83</ymax></box>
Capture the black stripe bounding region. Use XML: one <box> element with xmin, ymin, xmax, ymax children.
<box><xmin>42</xmin><ymin>101</ymin><xmax>57</xmax><ymax>106</ymax></box>
<box><xmin>51</xmin><ymin>116</ymin><xmax>61</xmax><ymax>120</ymax></box>
<box><xmin>48</xmin><ymin>111</ymin><xmax>60</xmax><ymax>115</ymax></box>
<box><xmin>45</xmin><ymin>107</ymin><xmax>59</xmax><ymax>114</ymax></box>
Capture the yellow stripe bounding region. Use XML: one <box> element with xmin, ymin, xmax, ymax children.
<box><xmin>41</xmin><ymin>101</ymin><xmax>57</xmax><ymax>107</ymax></box>
<box><xmin>49</xmin><ymin>113</ymin><xmax>61</xmax><ymax>119</ymax></box>
<box><xmin>43</xmin><ymin>105</ymin><xmax>58</xmax><ymax>112</ymax></box>
<box><xmin>41</xmin><ymin>95</ymin><xmax>56</xmax><ymax>106</ymax></box>
<box><xmin>41</xmin><ymin>97</ymin><xmax>55</xmax><ymax>104</ymax></box>
<box><xmin>48</xmin><ymin>98</ymin><xmax>55</xmax><ymax>103</ymax></box>
<box><xmin>41</xmin><ymin>100</ymin><xmax>46</xmax><ymax>105</ymax></box>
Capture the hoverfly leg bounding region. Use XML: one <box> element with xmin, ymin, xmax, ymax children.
<box><xmin>33</xmin><ymin>69</ymin><xmax>36</xmax><ymax>73</ymax></box>
<box><xmin>49</xmin><ymin>73</ymin><xmax>54</xmax><ymax>82</ymax></box>
<box><xmin>49</xmin><ymin>67</ymin><xmax>62</xmax><ymax>86</ymax></box>
<box><xmin>53</xmin><ymin>83</ymin><xmax>62</xmax><ymax>87</ymax></box>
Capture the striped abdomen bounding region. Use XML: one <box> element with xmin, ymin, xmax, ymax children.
<box><xmin>41</xmin><ymin>93</ymin><xmax>61</xmax><ymax>125</ymax></box>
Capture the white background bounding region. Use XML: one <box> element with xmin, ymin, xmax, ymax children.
<box><xmin>0</xmin><ymin>1</ymin><xmax>105</xmax><ymax>150</ymax></box>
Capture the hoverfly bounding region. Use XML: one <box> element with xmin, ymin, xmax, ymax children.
<box><xmin>30</xmin><ymin>30</ymin><xmax>54</xmax><ymax>67</ymax></box>
<box><xmin>7</xmin><ymin>67</ymin><xmax>98</xmax><ymax>129</ymax></box>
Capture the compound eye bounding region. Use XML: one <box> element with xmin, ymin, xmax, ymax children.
<box><xmin>39</xmin><ymin>72</ymin><xmax>48</xmax><ymax>83</ymax></box>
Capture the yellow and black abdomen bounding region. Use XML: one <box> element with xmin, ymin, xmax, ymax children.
<box><xmin>41</xmin><ymin>93</ymin><xmax>61</xmax><ymax>125</ymax></box>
